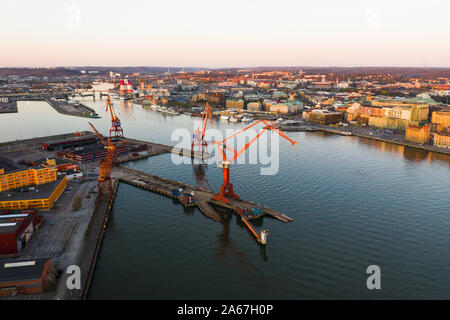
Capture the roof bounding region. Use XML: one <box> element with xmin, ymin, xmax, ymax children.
<box><xmin>0</xmin><ymin>258</ymin><xmax>50</xmax><ymax>282</ymax></box>
<box><xmin>0</xmin><ymin>213</ymin><xmax>30</xmax><ymax>234</ymax></box>
<box><xmin>0</xmin><ymin>176</ymin><xmax>65</xmax><ymax>202</ymax></box>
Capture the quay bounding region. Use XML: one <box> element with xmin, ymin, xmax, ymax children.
<box><xmin>111</xmin><ymin>165</ymin><xmax>293</xmax><ymax>244</ymax></box>
<box><xmin>45</xmin><ymin>99</ymin><xmax>99</xmax><ymax>119</ymax></box>
<box><xmin>281</xmin><ymin>122</ymin><xmax>450</xmax><ymax>156</ymax></box>
<box><xmin>0</xmin><ymin>131</ymin><xmax>291</xmax><ymax>300</ymax></box>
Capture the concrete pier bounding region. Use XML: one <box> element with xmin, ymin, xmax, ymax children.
<box><xmin>111</xmin><ymin>166</ymin><xmax>293</xmax><ymax>244</ymax></box>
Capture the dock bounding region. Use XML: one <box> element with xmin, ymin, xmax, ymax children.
<box><xmin>111</xmin><ymin>166</ymin><xmax>293</xmax><ymax>244</ymax></box>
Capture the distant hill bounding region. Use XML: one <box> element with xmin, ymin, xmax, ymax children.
<box><xmin>0</xmin><ymin>68</ymin><xmax>81</xmax><ymax>77</ymax></box>
<box><xmin>71</xmin><ymin>66</ymin><xmax>209</xmax><ymax>75</ymax></box>
<box><xmin>0</xmin><ymin>66</ymin><xmax>209</xmax><ymax>77</ymax></box>
<box><xmin>218</xmin><ymin>66</ymin><xmax>450</xmax><ymax>79</ymax></box>
<box><xmin>1</xmin><ymin>66</ymin><xmax>449</xmax><ymax>79</ymax></box>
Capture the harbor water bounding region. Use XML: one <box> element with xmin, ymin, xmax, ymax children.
<box><xmin>0</xmin><ymin>97</ymin><xmax>448</xmax><ymax>299</ymax></box>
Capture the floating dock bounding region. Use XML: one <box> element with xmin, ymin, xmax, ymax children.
<box><xmin>111</xmin><ymin>166</ymin><xmax>293</xmax><ymax>244</ymax></box>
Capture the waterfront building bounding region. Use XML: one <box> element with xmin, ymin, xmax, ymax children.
<box><xmin>226</xmin><ymin>99</ymin><xmax>244</xmax><ymax>109</ymax></box>
<box><xmin>433</xmin><ymin>132</ymin><xmax>450</xmax><ymax>149</ymax></box>
<box><xmin>307</xmin><ymin>110</ymin><xmax>343</xmax><ymax>125</ymax></box>
<box><xmin>247</xmin><ymin>102</ymin><xmax>262</xmax><ymax>111</ymax></box>
<box><xmin>405</xmin><ymin>126</ymin><xmax>431</xmax><ymax>144</ymax></box>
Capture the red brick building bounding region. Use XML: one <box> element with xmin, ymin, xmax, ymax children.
<box><xmin>0</xmin><ymin>210</ymin><xmax>44</xmax><ymax>256</ymax></box>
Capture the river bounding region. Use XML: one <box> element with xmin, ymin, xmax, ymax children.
<box><xmin>0</xmin><ymin>96</ymin><xmax>448</xmax><ymax>299</ymax></box>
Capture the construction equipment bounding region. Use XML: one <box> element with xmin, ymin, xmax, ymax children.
<box><xmin>105</xmin><ymin>96</ymin><xmax>124</xmax><ymax>138</ymax></box>
<box><xmin>192</xmin><ymin>101</ymin><xmax>213</xmax><ymax>154</ymax></box>
<box><xmin>88</xmin><ymin>122</ymin><xmax>125</xmax><ymax>198</ymax></box>
<box><xmin>212</xmin><ymin>119</ymin><xmax>298</xmax><ymax>204</ymax></box>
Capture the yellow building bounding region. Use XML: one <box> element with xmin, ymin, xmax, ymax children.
<box><xmin>0</xmin><ymin>168</ymin><xmax>57</xmax><ymax>192</ymax></box>
<box><xmin>431</xmin><ymin>111</ymin><xmax>450</xmax><ymax>127</ymax></box>
<box><xmin>368</xmin><ymin>116</ymin><xmax>388</xmax><ymax>128</ymax></box>
<box><xmin>405</xmin><ymin>126</ymin><xmax>431</xmax><ymax>144</ymax></box>
<box><xmin>0</xmin><ymin>176</ymin><xmax>67</xmax><ymax>210</ymax></box>
<box><xmin>368</xmin><ymin>116</ymin><xmax>418</xmax><ymax>131</ymax></box>
<box><xmin>226</xmin><ymin>99</ymin><xmax>244</xmax><ymax>109</ymax></box>
<box><xmin>433</xmin><ymin>132</ymin><xmax>450</xmax><ymax>149</ymax></box>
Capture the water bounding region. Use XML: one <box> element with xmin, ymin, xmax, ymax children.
<box><xmin>1</xmin><ymin>97</ymin><xmax>449</xmax><ymax>299</ymax></box>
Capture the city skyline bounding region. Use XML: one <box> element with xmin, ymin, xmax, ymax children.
<box><xmin>1</xmin><ymin>0</ymin><xmax>449</xmax><ymax>68</ymax></box>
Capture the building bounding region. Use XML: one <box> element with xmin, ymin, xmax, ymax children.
<box><xmin>0</xmin><ymin>259</ymin><xmax>53</xmax><ymax>296</ymax></box>
<box><xmin>405</xmin><ymin>126</ymin><xmax>431</xmax><ymax>144</ymax></box>
<box><xmin>307</xmin><ymin>110</ymin><xmax>343</xmax><ymax>125</ymax></box>
<box><xmin>433</xmin><ymin>132</ymin><xmax>450</xmax><ymax>149</ymax></box>
<box><xmin>247</xmin><ymin>102</ymin><xmax>262</xmax><ymax>111</ymax></box>
<box><xmin>226</xmin><ymin>99</ymin><xmax>244</xmax><ymax>109</ymax></box>
<box><xmin>0</xmin><ymin>176</ymin><xmax>67</xmax><ymax>210</ymax></box>
<box><xmin>0</xmin><ymin>167</ymin><xmax>58</xmax><ymax>192</ymax></box>
<box><xmin>431</xmin><ymin>111</ymin><xmax>450</xmax><ymax>127</ymax></box>
<box><xmin>270</xmin><ymin>101</ymin><xmax>303</xmax><ymax>114</ymax></box>
<box><xmin>0</xmin><ymin>210</ymin><xmax>44</xmax><ymax>256</ymax></box>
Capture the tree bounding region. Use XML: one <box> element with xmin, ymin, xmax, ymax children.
<box><xmin>72</xmin><ymin>195</ymin><xmax>82</xmax><ymax>211</ymax></box>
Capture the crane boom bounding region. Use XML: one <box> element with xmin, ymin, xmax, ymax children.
<box><xmin>211</xmin><ymin>119</ymin><xmax>298</xmax><ymax>204</ymax></box>
<box><xmin>192</xmin><ymin>101</ymin><xmax>214</xmax><ymax>154</ymax></box>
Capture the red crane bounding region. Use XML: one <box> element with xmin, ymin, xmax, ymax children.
<box><xmin>212</xmin><ymin>119</ymin><xmax>298</xmax><ymax>204</ymax></box>
<box><xmin>105</xmin><ymin>96</ymin><xmax>124</xmax><ymax>138</ymax></box>
<box><xmin>192</xmin><ymin>101</ymin><xmax>213</xmax><ymax>154</ymax></box>
<box><xmin>88</xmin><ymin>122</ymin><xmax>124</xmax><ymax>198</ymax></box>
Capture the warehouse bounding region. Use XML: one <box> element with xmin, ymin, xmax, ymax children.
<box><xmin>0</xmin><ymin>210</ymin><xmax>44</xmax><ymax>256</ymax></box>
<box><xmin>0</xmin><ymin>176</ymin><xmax>67</xmax><ymax>210</ymax></box>
<box><xmin>41</xmin><ymin>134</ymin><xmax>98</xmax><ymax>151</ymax></box>
<box><xmin>0</xmin><ymin>259</ymin><xmax>53</xmax><ymax>296</ymax></box>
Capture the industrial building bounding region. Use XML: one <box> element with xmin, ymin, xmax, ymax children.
<box><xmin>56</xmin><ymin>144</ymin><xmax>130</xmax><ymax>163</ymax></box>
<box><xmin>0</xmin><ymin>259</ymin><xmax>53</xmax><ymax>296</ymax></box>
<box><xmin>41</xmin><ymin>134</ymin><xmax>98</xmax><ymax>151</ymax></box>
<box><xmin>0</xmin><ymin>210</ymin><xmax>44</xmax><ymax>256</ymax></box>
<box><xmin>0</xmin><ymin>176</ymin><xmax>67</xmax><ymax>210</ymax></box>
<box><xmin>0</xmin><ymin>167</ymin><xmax>57</xmax><ymax>192</ymax></box>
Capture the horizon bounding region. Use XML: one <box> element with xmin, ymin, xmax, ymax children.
<box><xmin>1</xmin><ymin>0</ymin><xmax>449</xmax><ymax>68</ymax></box>
<box><xmin>2</xmin><ymin>65</ymin><xmax>450</xmax><ymax>70</ymax></box>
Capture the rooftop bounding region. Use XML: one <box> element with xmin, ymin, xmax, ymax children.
<box><xmin>0</xmin><ymin>258</ymin><xmax>50</xmax><ymax>282</ymax></box>
<box><xmin>0</xmin><ymin>176</ymin><xmax>65</xmax><ymax>202</ymax></box>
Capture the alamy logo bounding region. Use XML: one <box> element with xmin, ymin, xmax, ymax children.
<box><xmin>171</xmin><ymin>125</ymin><xmax>283</xmax><ymax>176</ymax></box>
<box><xmin>66</xmin><ymin>265</ymin><xmax>81</xmax><ymax>290</ymax></box>
<box><xmin>366</xmin><ymin>265</ymin><xmax>381</xmax><ymax>290</ymax></box>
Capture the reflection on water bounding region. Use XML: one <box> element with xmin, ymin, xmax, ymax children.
<box><xmin>356</xmin><ymin>137</ymin><xmax>450</xmax><ymax>166</ymax></box>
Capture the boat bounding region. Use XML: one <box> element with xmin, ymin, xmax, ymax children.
<box><xmin>220</xmin><ymin>115</ymin><xmax>229</xmax><ymax>121</ymax></box>
<box><xmin>229</xmin><ymin>116</ymin><xmax>239</xmax><ymax>123</ymax></box>
<box><xmin>241</xmin><ymin>116</ymin><xmax>253</xmax><ymax>122</ymax></box>
<box><xmin>156</xmin><ymin>105</ymin><xmax>180</xmax><ymax>115</ymax></box>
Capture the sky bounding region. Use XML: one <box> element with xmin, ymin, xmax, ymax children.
<box><xmin>0</xmin><ymin>0</ymin><xmax>449</xmax><ymax>68</ymax></box>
